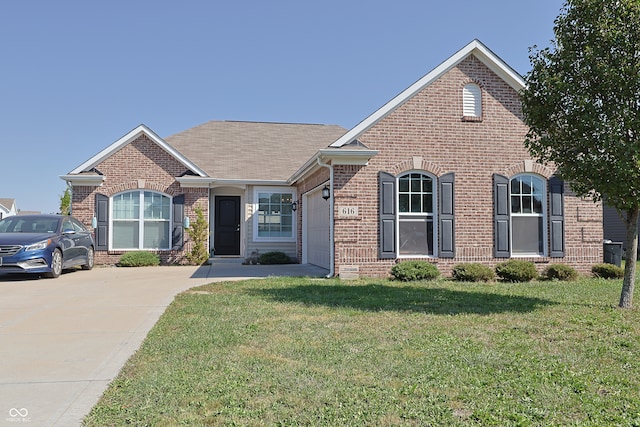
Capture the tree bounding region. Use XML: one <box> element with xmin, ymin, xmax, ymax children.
<box><xmin>186</xmin><ymin>205</ymin><xmax>209</xmax><ymax>265</ymax></box>
<box><xmin>59</xmin><ymin>187</ymin><xmax>71</xmax><ymax>215</ymax></box>
<box><xmin>521</xmin><ymin>0</ymin><xmax>640</xmax><ymax>308</ymax></box>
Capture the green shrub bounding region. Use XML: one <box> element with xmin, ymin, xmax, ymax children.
<box><xmin>259</xmin><ymin>251</ymin><xmax>292</xmax><ymax>265</ymax></box>
<box><xmin>541</xmin><ymin>264</ymin><xmax>579</xmax><ymax>281</ymax></box>
<box><xmin>592</xmin><ymin>263</ymin><xmax>624</xmax><ymax>279</ymax></box>
<box><xmin>452</xmin><ymin>263</ymin><xmax>495</xmax><ymax>282</ymax></box>
<box><xmin>117</xmin><ymin>251</ymin><xmax>161</xmax><ymax>267</ymax></box>
<box><xmin>186</xmin><ymin>205</ymin><xmax>209</xmax><ymax>265</ymax></box>
<box><xmin>495</xmin><ymin>260</ymin><xmax>538</xmax><ymax>282</ymax></box>
<box><xmin>390</xmin><ymin>260</ymin><xmax>440</xmax><ymax>281</ymax></box>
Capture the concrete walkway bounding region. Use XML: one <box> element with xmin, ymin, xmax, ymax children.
<box><xmin>0</xmin><ymin>260</ymin><xmax>328</xmax><ymax>426</ymax></box>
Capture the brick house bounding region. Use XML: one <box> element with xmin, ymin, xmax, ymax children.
<box><xmin>61</xmin><ymin>40</ymin><xmax>603</xmax><ymax>277</ymax></box>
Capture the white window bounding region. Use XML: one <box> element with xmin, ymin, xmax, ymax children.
<box><xmin>253</xmin><ymin>188</ymin><xmax>295</xmax><ymax>241</ymax></box>
<box><xmin>111</xmin><ymin>191</ymin><xmax>171</xmax><ymax>249</ymax></box>
<box><xmin>463</xmin><ymin>83</ymin><xmax>482</xmax><ymax>118</ymax></box>
<box><xmin>510</xmin><ymin>174</ymin><xmax>546</xmax><ymax>256</ymax></box>
<box><xmin>398</xmin><ymin>172</ymin><xmax>436</xmax><ymax>256</ymax></box>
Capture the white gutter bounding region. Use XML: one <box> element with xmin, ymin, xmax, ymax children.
<box><xmin>176</xmin><ymin>176</ymin><xmax>290</xmax><ymax>188</ymax></box>
<box><xmin>317</xmin><ymin>157</ymin><xmax>335</xmax><ymax>278</ymax></box>
<box><xmin>289</xmin><ymin>148</ymin><xmax>378</xmax><ymax>184</ymax></box>
<box><xmin>59</xmin><ymin>174</ymin><xmax>106</xmax><ymax>187</ymax></box>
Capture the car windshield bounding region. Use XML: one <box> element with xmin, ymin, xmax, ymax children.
<box><xmin>0</xmin><ymin>217</ymin><xmax>60</xmax><ymax>233</ymax></box>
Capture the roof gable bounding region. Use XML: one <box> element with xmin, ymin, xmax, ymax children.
<box><xmin>0</xmin><ymin>198</ymin><xmax>15</xmax><ymax>208</ymax></box>
<box><xmin>0</xmin><ymin>198</ymin><xmax>16</xmax><ymax>213</ymax></box>
<box><xmin>330</xmin><ymin>39</ymin><xmax>525</xmax><ymax>148</ymax></box>
<box><xmin>68</xmin><ymin>124</ymin><xmax>207</xmax><ymax>177</ymax></box>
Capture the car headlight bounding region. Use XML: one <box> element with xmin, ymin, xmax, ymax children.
<box><xmin>24</xmin><ymin>239</ymin><xmax>52</xmax><ymax>252</ymax></box>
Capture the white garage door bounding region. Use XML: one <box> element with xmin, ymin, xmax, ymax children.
<box><xmin>305</xmin><ymin>189</ymin><xmax>331</xmax><ymax>269</ymax></box>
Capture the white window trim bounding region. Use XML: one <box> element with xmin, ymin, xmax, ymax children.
<box><xmin>109</xmin><ymin>190</ymin><xmax>173</xmax><ymax>251</ymax></box>
<box><xmin>510</xmin><ymin>174</ymin><xmax>548</xmax><ymax>257</ymax></box>
<box><xmin>396</xmin><ymin>171</ymin><xmax>438</xmax><ymax>258</ymax></box>
<box><xmin>252</xmin><ymin>186</ymin><xmax>297</xmax><ymax>243</ymax></box>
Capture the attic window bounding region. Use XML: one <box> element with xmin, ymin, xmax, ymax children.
<box><xmin>462</xmin><ymin>83</ymin><xmax>482</xmax><ymax>121</ymax></box>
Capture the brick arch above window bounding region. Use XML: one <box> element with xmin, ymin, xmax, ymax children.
<box><xmin>460</xmin><ymin>78</ymin><xmax>485</xmax><ymax>90</ymax></box>
<box><xmin>390</xmin><ymin>157</ymin><xmax>446</xmax><ymax>177</ymax></box>
<box><xmin>100</xmin><ymin>180</ymin><xmax>181</xmax><ymax>197</ymax></box>
<box><xmin>503</xmin><ymin>160</ymin><xmax>555</xmax><ymax>179</ymax></box>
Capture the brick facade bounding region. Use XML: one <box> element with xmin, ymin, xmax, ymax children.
<box><xmin>71</xmin><ymin>134</ymin><xmax>208</xmax><ymax>265</ymax></box>
<box><xmin>325</xmin><ymin>56</ymin><xmax>602</xmax><ymax>278</ymax></box>
<box><xmin>67</xmin><ymin>44</ymin><xmax>604</xmax><ymax>278</ymax></box>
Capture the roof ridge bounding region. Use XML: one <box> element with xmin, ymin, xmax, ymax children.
<box><xmin>198</xmin><ymin>119</ymin><xmax>344</xmax><ymax>127</ymax></box>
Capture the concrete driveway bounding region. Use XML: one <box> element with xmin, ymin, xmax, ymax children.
<box><xmin>0</xmin><ymin>260</ymin><xmax>328</xmax><ymax>426</ymax></box>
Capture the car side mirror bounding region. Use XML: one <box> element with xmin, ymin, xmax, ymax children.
<box><xmin>63</xmin><ymin>228</ymin><xmax>76</xmax><ymax>235</ymax></box>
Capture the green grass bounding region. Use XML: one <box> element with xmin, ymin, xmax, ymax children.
<box><xmin>84</xmin><ymin>277</ymin><xmax>640</xmax><ymax>426</ymax></box>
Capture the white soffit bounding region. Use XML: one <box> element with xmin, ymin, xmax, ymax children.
<box><xmin>288</xmin><ymin>148</ymin><xmax>378</xmax><ymax>183</ymax></box>
<box><xmin>68</xmin><ymin>124</ymin><xmax>208</xmax><ymax>177</ymax></box>
<box><xmin>330</xmin><ymin>39</ymin><xmax>525</xmax><ymax>148</ymax></box>
<box><xmin>59</xmin><ymin>174</ymin><xmax>106</xmax><ymax>186</ymax></box>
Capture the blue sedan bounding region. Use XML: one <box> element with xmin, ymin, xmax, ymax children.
<box><xmin>0</xmin><ymin>214</ymin><xmax>95</xmax><ymax>278</ymax></box>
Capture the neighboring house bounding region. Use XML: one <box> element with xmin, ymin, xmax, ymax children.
<box><xmin>603</xmin><ymin>205</ymin><xmax>634</xmax><ymax>249</ymax></box>
<box><xmin>0</xmin><ymin>198</ymin><xmax>18</xmax><ymax>219</ymax></box>
<box><xmin>61</xmin><ymin>40</ymin><xmax>603</xmax><ymax>277</ymax></box>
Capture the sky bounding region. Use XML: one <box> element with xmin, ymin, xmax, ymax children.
<box><xmin>0</xmin><ymin>0</ymin><xmax>565</xmax><ymax>215</ymax></box>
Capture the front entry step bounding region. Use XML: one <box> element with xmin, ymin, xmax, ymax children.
<box><xmin>208</xmin><ymin>257</ymin><xmax>244</xmax><ymax>265</ymax></box>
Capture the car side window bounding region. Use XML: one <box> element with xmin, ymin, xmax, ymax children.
<box><xmin>62</xmin><ymin>219</ymin><xmax>74</xmax><ymax>232</ymax></box>
<box><xmin>71</xmin><ymin>218</ymin><xmax>87</xmax><ymax>232</ymax></box>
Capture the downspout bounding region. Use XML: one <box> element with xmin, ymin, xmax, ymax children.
<box><xmin>317</xmin><ymin>157</ymin><xmax>334</xmax><ymax>278</ymax></box>
<box><xmin>66</xmin><ymin>182</ymin><xmax>73</xmax><ymax>216</ymax></box>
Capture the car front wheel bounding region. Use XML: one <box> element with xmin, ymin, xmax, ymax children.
<box><xmin>82</xmin><ymin>247</ymin><xmax>94</xmax><ymax>270</ymax></box>
<box><xmin>44</xmin><ymin>249</ymin><xmax>63</xmax><ymax>278</ymax></box>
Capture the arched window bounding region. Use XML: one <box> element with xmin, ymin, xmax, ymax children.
<box><xmin>462</xmin><ymin>83</ymin><xmax>482</xmax><ymax>118</ymax></box>
<box><xmin>379</xmin><ymin>171</ymin><xmax>455</xmax><ymax>259</ymax></box>
<box><xmin>398</xmin><ymin>172</ymin><xmax>436</xmax><ymax>256</ymax></box>
<box><xmin>510</xmin><ymin>174</ymin><xmax>546</xmax><ymax>255</ymax></box>
<box><xmin>111</xmin><ymin>191</ymin><xmax>172</xmax><ymax>249</ymax></box>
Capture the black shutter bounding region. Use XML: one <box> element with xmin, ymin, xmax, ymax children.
<box><xmin>494</xmin><ymin>174</ymin><xmax>510</xmax><ymax>258</ymax></box>
<box><xmin>379</xmin><ymin>171</ymin><xmax>396</xmax><ymax>259</ymax></box>
<box><xmin>95</xmin><ymin>193</ymin><xmax>109</xmax><ymax>251</ymax></box>
<box><xmin>172</xmin><ymin>194</ymin><xmax>185</xmax><ymax>251</ymax></box>
<box><xmin>439</xmin><ymin>172</ymin><xmax>455</xmax><ymax>258</ymax></box>
<box><xmin>548</xmin><ymin>176</ymin><xmax>565</xmax><ymax>257</ymax></box>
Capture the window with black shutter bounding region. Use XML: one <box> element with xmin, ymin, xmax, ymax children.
<box><xmin>379</xmin><ymin>171</ymin><xmax>455</xmax><ymax>259</ymax></box>
<box><xmin>493</xmin><ymin>173</ymin><xmax>565</xmax><ymax>258</ymax></box>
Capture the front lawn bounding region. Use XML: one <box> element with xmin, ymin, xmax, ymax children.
<box><xmin>84</xmin><ymin>276</ymin><xmax>640</xmax><ymax>426</ymax></box>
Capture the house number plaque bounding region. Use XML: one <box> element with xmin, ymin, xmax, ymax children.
<box><xmin>338</xmin><ymin>206</ymin><xmax>358</xmax><ymax>217</ymax></box>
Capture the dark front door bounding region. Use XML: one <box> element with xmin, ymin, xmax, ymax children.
<box><xmin>214</xmin><ymin>196</ymin><xmax>241</xmax><ymax>255</ymax></box>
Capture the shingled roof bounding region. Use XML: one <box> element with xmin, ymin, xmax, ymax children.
<box><xmin>0</xmin><ymin>198</ymin><xmax>15</xmax><ymax>209</ymax></box>
<box><xmin>165</xmin><ymin>121</ymin><xmax>347</xmax><ymax>181</ymax></box>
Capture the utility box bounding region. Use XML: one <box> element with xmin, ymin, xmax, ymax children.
<box><xmin>603</xmin><ymin>241</ymin><xmax>623</xmax><ymax>267</ymax></box>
